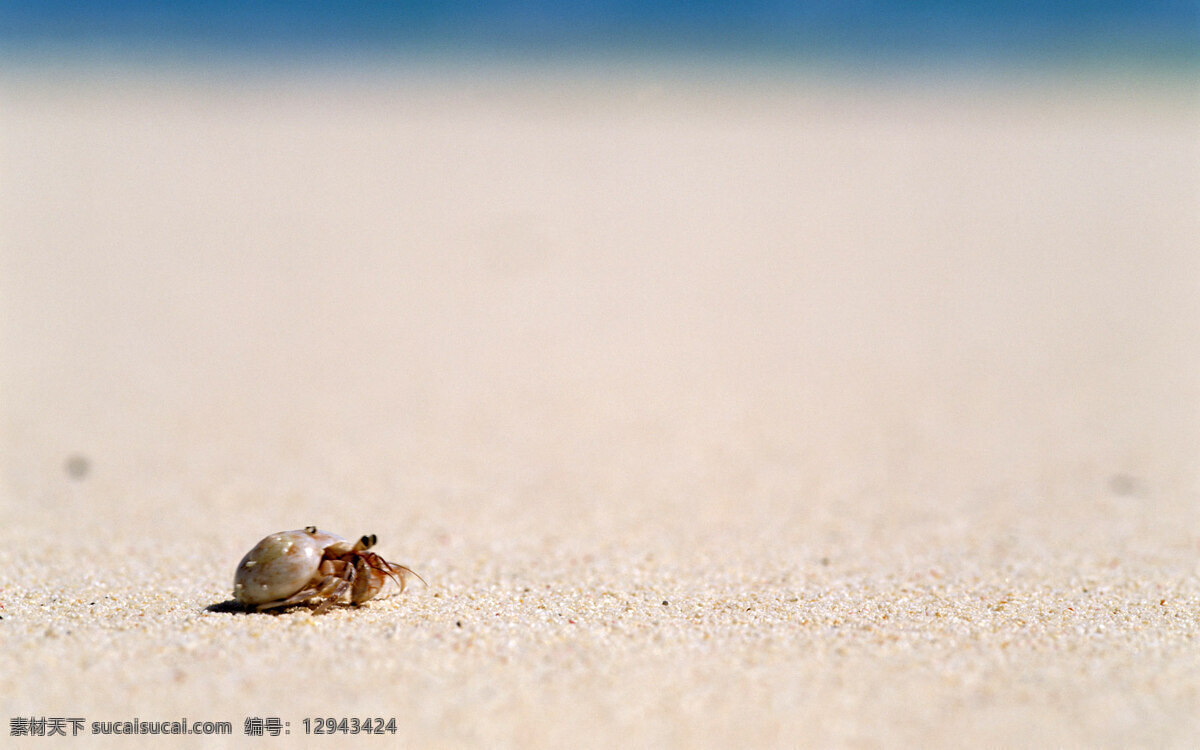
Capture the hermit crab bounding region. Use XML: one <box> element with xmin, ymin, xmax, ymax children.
<box><xmin>232</xmin><ymin>527</ymin><xmax>422</xmax><ymax>614</ymax></box>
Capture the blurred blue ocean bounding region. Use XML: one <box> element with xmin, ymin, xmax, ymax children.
<box><xmin>2</xmin><ymin>1</ymin><xmax>1196</xmax><ymax>69</ymax></box>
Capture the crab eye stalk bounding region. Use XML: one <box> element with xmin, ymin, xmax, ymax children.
<box><xmin>304</xmin><ymin>525</ymin><xmax>318</xmax><ymax>534</ymax></box>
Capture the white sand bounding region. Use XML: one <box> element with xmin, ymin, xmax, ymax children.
<box><xmin>1</xmin><ymin>66</ymin><xmax>1198</xmax><ymax>748</ymax></box>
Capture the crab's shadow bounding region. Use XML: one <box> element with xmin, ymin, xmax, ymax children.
<box><xmin>204</xmin><ymin>599</ymin><xmax>330</xmax><ymax>615</ymax></box>
<box><xmin>205</xmin><ymin>599</ymin><xmax>253</xmax><ymax>614</ymax></box>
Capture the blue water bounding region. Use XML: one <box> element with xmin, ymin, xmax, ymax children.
<box><xmin>2</xmin><ymin>1</ymin><xmax>1196</xmax><ymax>68</ymax></box>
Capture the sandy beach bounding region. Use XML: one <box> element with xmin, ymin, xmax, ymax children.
<box><xmin>1</xmin><ymin>66</ymin><xmax>1198</xmax><ymax>747</ymax></box>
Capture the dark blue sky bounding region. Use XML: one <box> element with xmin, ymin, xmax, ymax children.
<box><xmin>2</xmin><ymin>1</ymin><xmax>1196</xmax><ymax>66</ymax></box>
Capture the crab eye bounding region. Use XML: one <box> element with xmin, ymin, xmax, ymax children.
<box><xmin>304</xmin><ymin>525</ymin><xmax>317</xmax><ymax>534</ymax></box>
<box><xmin>359</xmin><ymin>534</ymin><xmax>374</xmax><ymax>549</ymax></box>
